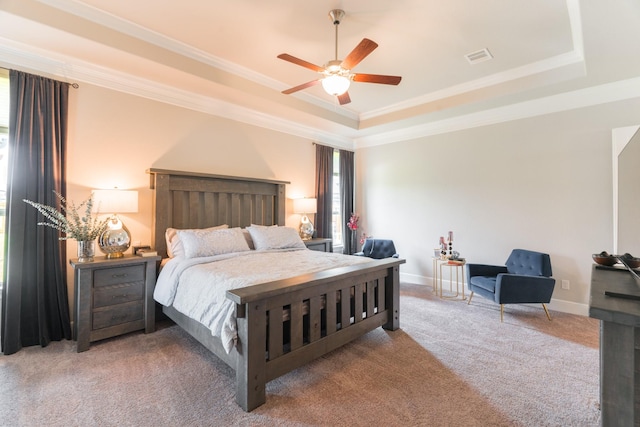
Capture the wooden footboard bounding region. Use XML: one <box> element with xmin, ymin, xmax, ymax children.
<box><xmin>227</xmin><ymin>258</ymin><xmax>403</xmax><ymax>411</ymax></box>
<box><xmin>161</xmin><ymin>258</ymin><xmax>403</xmax><ymax>411</ymax></box>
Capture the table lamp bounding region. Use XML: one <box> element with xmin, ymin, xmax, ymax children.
<box><xmin>293</xmin><ymin>197</ymin><xmax>317</xmax><ymax>240</ymax></box>
<box><xmin>92</xmin><ymin>189</ymin><xmax>138</xmax><ymax>258</ymax></box>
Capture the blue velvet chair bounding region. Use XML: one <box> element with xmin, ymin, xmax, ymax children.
<box><xmin>355</xmin><ymin>239</ymin><xmax>399</xmax><ymax>259</ymax></box>
<box><xmin>466</xmin><ymin>249</ymin><xmax>556</xmax><ymax>321</ymax></box>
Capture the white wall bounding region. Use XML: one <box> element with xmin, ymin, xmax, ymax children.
<box><xmin>356</xmin><ymin>97</ymin><xmax>640</xmax><ymax>314</ymax></box>
<box><xmin>64</xmin><ymin>83</ymin><xmax>317</xmax><ymax>309</ymax></box>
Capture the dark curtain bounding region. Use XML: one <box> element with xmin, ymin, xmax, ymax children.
<box><xmin>314</xmin><ymin>144</ymin><xmax>334</xmax><ymax>239</ymax></box>
<box><xmin>339</xmin><ymin>149</ymin><xmax>355</xmax><ymax>254</ymax></box>
<box><xmin>1</xmin><ymin>70</ymin><xmax>71</xmax><ymax>355</ymax></box>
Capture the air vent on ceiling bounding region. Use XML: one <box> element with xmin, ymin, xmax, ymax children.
<box><xmin>465</xmin><ymin>48</ymin><xmax>493</xmax><ymax>65</ymax></box>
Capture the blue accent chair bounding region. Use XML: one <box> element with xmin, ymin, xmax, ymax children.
<box><xmin>466</xmin><ymin>249</ymin><xmax>556</xmax><ymax>321</ymax></box>
<box><xmin>355</xmin><ymin>239</ymin><xmax>399</xmax><ymax>259</ymax></box>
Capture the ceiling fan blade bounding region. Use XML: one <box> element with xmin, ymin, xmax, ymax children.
<box><xmin>337</xmin><ymin>92</ymin><xmax>351</xmax><ymax>105</ymax></box>
<box><xmin>282</xmin><ymin>79</ymin><xmax>321</xmax><ymax>95</ymax></box>
<box><xmin>353</xmin><ymin>73</ymin><xmax>402</xmax><ymax>85</ymax></box>
<box><xmin>277</xmin><ymin>54</ymin><xmax>325</xmax><ymax>73</ymax></box>
<box><xmin>341</xmin><ymin>38</ymin><xmax>378</xmax><ymax>70</ymax></box>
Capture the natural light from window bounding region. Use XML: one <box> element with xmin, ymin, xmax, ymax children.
<box><xmin>0</xmin><ymin>69</ymin><xmax>9</xmax><ymax>286</ymax></box>
<box><xmin>332</xmin><ymin>150</ymin><xmax>343</xmax><ymax>249</ymax></box>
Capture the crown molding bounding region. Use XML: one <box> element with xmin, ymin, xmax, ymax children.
<box><xmin>4</xmin><ymin>37</ymin><xmax>639</xmax><ymax>152</ymax></box>
<box><xmin>35</xmin><ymin>0</ymin><xmax>360</xmax><ymax>124</ymax></box>
<box><xmin>36</xmin><ymin>0</ymin><xmax>583</xmax><ymax>125</ymax></box>
<box><xmin>0</xmin><ymin>38</ymin><xmax>355</xmax><ymax>149</ymax></box>
<box><xmin>5</xmin><ymin>0</ymin><xmax>637</xmax><ymax>152</ymax></box>
<box><xmin>359</xmin><ymin>50</ymin><xmax>584</xmax><ymax>121</ymax></box>
<box><xmin>355</xmin><ymin>76</ymin><xmax>640</xmax><ymax>148</ymax></box>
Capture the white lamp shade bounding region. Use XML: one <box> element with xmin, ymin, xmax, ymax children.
<box><xmin>293</xmin><ymin>198</ymin><xmax>317</xmax><ymax>214</ymax></box>
<box><xmin>92</xmin><ymin>189</ymin><xmax>138</xmax><ymax>213</ymax></box>
<box><xmin>321</xmin><ymin>75</ymin><xmax>351</xmax><ymax>96</ymax></box>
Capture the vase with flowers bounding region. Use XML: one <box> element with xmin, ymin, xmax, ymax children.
<box><xmin>23</xmin><ymin>192</ymin><xmax>110</xmax><ymax>262</ymax></box>
<box><xmin>347</xmin><ymin>212</ymin><xmax>360</xmax><ymax>254</ymax></box>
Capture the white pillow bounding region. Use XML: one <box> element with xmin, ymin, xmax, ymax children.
<box><xmin>242</xmin><ymin>229</ymin><xmax>255</xmax><ymax>250</ymax></box>
<box><xmin>176</xmin><ymin>227</ymin><xmax>250</xmax><ymax>259</ymax></box>
<box><xmin>244</xmin><ymin>224</ymin><xmax>277</xmax><ymax>250</ymax></box>
<box><xmin>165</xmin><ymin>224</ymin><xmax>228</xmax><ymax>258</ymax></box>
<box><xmin>247</xmin><ymin>226</ymin><xmax>306</xmax><ymax>250</ymax></box>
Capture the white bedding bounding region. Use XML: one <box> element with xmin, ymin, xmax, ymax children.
<box><xmin>154</xmin><ymin>248</ymin><xmax>372</xmax><ymax>353</ymax></box>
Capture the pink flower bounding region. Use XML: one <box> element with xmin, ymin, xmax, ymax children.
<box><xmin>347</xmin><ymin>213</ymin><xmax>359</xmax><ymax>231</ymax></box>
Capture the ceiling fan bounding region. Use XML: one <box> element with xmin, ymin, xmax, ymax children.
<box><xmin>277</xmin><ymin>9</ymin><xmax>402</xmax><ymax>105</ymax></box>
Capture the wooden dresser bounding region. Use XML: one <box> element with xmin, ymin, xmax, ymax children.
<box><xmin>70</xmin><ymin>255</ymin><xmax>160</xmax><ymax>352</ymax></box>
<box><xmin>589</xmin><ymin>264</ymin><xmax>640</xmax><ymax>426</ymax></box>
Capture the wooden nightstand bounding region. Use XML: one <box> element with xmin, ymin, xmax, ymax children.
<box><xmin>70</xmin><ymin>254</ymin><xmax>161</xmax><ymax>352</ymax></box>
<box><xmin>304</xmin><ymin>238</ymin><xmax>333</xmax><ymax>252</ymax></box>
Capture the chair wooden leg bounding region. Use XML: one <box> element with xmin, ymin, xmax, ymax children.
<box><xmin>467</xmin><ymin>291</ymin><xmax>474</xmax><ymax>305</ymax></box>
<box><xmin>542</xmin><ymin>303</ymin><xmax>552</xmax><ymax>321</ymax></box>
<box><xmin>500</xmin><ymin>304</ymin><xmax>504</xmax><ymax>322</ymax></box>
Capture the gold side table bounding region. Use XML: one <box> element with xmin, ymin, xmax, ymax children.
<box><xmin>433</xmin><ymin>258</ymin><xmax>466</xmax><ymax>299</ymax></box>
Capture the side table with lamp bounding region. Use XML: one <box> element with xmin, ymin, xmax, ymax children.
<box><xmin>72</xmin><ymin>188</ymin><xmax>156</xmax><ymax>352</ymax></box>
<box><xmin>70</xmin><ymin>254</ymin><xmax>161</xmax><ymax>352</ymax></box>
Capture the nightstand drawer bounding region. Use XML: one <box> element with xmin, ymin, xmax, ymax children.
<box><xmin>93</xmin><ymin>301</ymin><xmax>144</xmax><ymax>330</ymax></box>
<box><xmin>93</xmin><ymin>282</ymin><xmax>144</xmax><ymax>308</ymax></box>
<box><xmin>93</xmin><ymin>264</ymin><xmax>144</xmax><ymax>287</ymax></box>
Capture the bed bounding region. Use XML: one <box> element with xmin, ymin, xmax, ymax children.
<box><xmin>147</xmin><ymin>168</ymin><xmax>405</xmax><ymax>411</ymax></box>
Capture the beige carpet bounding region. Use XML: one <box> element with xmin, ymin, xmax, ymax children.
<box><xmin>0</xmin><ymin>283</ymin><xmax>600</xmax><ymax>426</ymax></box>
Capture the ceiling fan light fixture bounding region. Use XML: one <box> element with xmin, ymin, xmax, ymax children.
<box><xmin>277</xmin><ymin>9</ymin><xmax>401</xmax><ymax>104</ymax></box>
<box><xmin>325</xmin><ymin>59</ymin><xmax>342</xmax><ymax>73</ymax></box>
<box><xmin>322</xmin><ymin>74</ymin><xmax>351</xmax><ymax>96</ymax></box>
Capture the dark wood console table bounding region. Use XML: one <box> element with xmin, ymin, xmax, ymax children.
<box><xmin>589</xmin><ymin>265</ymin><xmax>640</xmax><ymax>426</ymax></box>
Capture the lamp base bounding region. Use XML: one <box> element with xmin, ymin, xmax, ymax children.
<box><xmin>98</xmin><ymin>215</ymin><xmax>131</xmax><ymax>258</ymax></box>
<box><xmin>299</xmin><ymin>215</ymin><xmax>314</xmax><ymax>241</ymax></box>
<box><xmin>105</xmin><ymin>252</ymin><xmax>125</xmax><ymax>259</ymax></box>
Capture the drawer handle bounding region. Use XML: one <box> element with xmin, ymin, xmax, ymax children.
<box><xmin>112</xmin><ymin>294</ymin><xmax>129</xmax><ymax>299</ymax></box>
<box><xmin>111</xmin><ymin>314</ymin><xmax>129</xmax><ymax>321</ymax></box>
<box><xmin>112</xmin><ymin>273</ymin><xmax>128</xmax><ymax>278</ymax></box>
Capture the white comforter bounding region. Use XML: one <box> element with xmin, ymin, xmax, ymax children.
<box><xmin>154</xmin><ymin>249</ymin><xmax>371</xmax><ymax>353</ymax></box>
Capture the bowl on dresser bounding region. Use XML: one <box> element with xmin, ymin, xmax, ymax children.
<box><xmin>592</xmin><ymin>252</ymin><xmax>618</xmax><ymax>267</ymax></box>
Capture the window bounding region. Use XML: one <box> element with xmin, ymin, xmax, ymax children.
<box><xmin>0</xmin><ymin>69</ymin><xmax>9</xmax><ymax>285</ymax></box>
<box><xmin>332</xmin><ymin>149</ymin><xmax>343</xmax><ymax>247</ymax></box>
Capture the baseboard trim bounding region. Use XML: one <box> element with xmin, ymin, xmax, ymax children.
<box><xmin>401</xmin><ymin>272</ymin><xmax>431</xmax><ymax>286</ymax></box>
<box><xmin>546</xmin><ymin>298</ymin><xmax>589</xmax><ymax>316</ymax></box>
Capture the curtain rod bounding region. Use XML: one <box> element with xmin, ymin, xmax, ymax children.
<box><xmin>312</xmin><ymin>142</ymin><xmax>354</xmax><ymax>152</ymax></box>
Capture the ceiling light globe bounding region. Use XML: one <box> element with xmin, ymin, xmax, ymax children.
<box><xmin>322</xmin><ymin>75</ymin><xmax>350</xmax><ymax>96</ymax></box>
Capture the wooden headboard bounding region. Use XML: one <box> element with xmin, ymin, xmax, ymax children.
<box><xmin>147</xmin><ymin>169</ymin><xmax>290</xmax><ymax>258</ymax></box>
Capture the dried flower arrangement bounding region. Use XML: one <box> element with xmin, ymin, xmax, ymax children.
<box><xmin>23</xmin><ymin>192</ymin><xmax>110</xmax><ymax>241</ymax></box>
